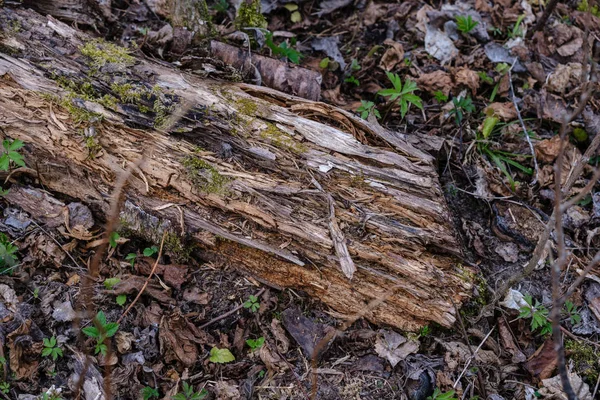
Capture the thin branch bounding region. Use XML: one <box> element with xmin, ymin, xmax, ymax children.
<box><xmin>508</xmin><ymin>59</ymin><xmax>539</xmax><ymax>184</ymax></box>
<box><xmin>198</xmin><ymin>288</ymin><xmax>266</xmax><ymax>330</ymax></box>
<box><xmin>117</xmin><ymin>231</ymin><xmax>167</xmax><ymax>324</ymax></box>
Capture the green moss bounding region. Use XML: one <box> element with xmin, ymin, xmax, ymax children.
<box><xmin>80</xmin><ymin>39</ymin><xmax>135</xmax><ymax>69</ymax></box>
<box><xmin>572</xmin><ymin>127</ymin><xmax>588</xmax><ymax>142</ymax></box>
<box><xmin>164</xmin><ymin>232</ymin><xmax>194</xmax><ymax>262</ymax></box>
<box><xmin>60</xmin><ymin>96</ymin><xmax>103</xmax><ymax>124</ymax></box>
<box><xmin>236</xmin><ymin>98</ymin><xmax>259</xmax><ymax>116</ymax></box>
<box><xmin>153</xmin><ymin>99</ymin><xmax>174</xmax><ymax>129</ymax></box>
<box><xmin>182</xmin><ymin>156</ymin><xmax>230</xmax><ymax>194</ymax></box>
<box><xmin>235</xmin><ymin>0</ymin><xmax>268</xmax><ymax>30</ymax></box>
<box><xmin>84</xmin><ymin>135</ymin><xmax>102</xmax><ymax>158</ymax></box>
<box><xmin>260</xmin><ymin>122</ymin><xmax>307</xmax><ymax>153</ymax></box>
<box><xmin>565</xmin><ymin>340</ymin><xmax>600</xmax><ymax>382</ymax></box>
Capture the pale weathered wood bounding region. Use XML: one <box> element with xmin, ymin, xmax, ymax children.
<box><xmin>0</xmin><ymin>7</ymin><xmax>472</xmax><ymax>330</ymax></box>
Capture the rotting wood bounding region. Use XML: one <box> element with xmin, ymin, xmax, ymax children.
<box><xmin>0</xmin><ymin>7</ymin><xmax>473</xmax><ymax>331</ymax></box>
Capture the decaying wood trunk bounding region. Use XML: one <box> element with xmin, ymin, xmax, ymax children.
<box><xmin>0</xmin><ymin>7</ymin><xmax>473</xmax><ymax>331</ymax></box>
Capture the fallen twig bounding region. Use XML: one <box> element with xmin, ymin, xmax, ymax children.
<box><xmin>117</xmin><ymin>231</ymin><xmax>167</xmax><ymax>324</ymax></box>
<box><xmin>198</xmin><ymin>288</ymin><xmax>266</xmax><ymax>330</ymax></box>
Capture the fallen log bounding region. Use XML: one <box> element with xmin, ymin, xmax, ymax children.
<box><xmin>0</xmin><ymin>6</ymin><xmax>473</xmax><ymax>331</ymax></box>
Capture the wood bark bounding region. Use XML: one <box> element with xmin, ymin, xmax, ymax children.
<box><xmin>0</xmin><ymin>7</ymin><xmax>473</xmax><ymax>331</ymax></box>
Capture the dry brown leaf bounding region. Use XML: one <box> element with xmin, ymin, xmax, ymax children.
<box><xmin>258</xmin><ymin>344</ymin><xmax>288</xmax><ymax>373</ymax></box>
<box><xmin>498</xmin><ymin>319</ymin><xmax>526</xmax><ymax>363</ymax></box>
<box><xmin>416</xmin><ymin>70</ymin><xmax>453</xmax><ymax>96</ymax></box>
<box><xmin>454</xmin><ymin>68</ymin><xmax>480</xmax><ymax>93</ymax></box>
<box><xmin>113</xmin><ymin>275</ymin><xmax>175</xmax><ymax>305</ymax></box>
<box><xmin>484</xmin><ymin>102</ymin><xmax>517</xmax><ymax>121</ymax></box>
<box><xmin>182</xmin><ymin>287</ymin><xmax>211</xmax><ymax>305</ymax></box>
<box><xmin>540</xmin><ymin>371</ymin><xmax>592</xmax><ymax>399</ymax></box>
<box><xmin>442</xmin><ymin>341</ymin><xmax>499</xmax><ymax>372</ymax></box>
<box><xmin>379</xmin><ymin>39</ymin><xmax>404</xmax><ymax>71</ymax></box>
<box><xmin>525</xmin><ymin>340</ymin><xmax>557</xmax><ymax>380</ymax></box>
<box><xmin>159</xmin><ymin>312</ymin><xmax>212</xmax><ymax>367</ymax></box>
<box><xmin>115</xmin><ymin>331</ymin><xmax>134</xmax><ymax>353</ymax></box>
<box><xmin>270</xmin><ymin>319</ymin><xmax>290</xmax><ymax>354</ymax></box>
<box><xmin>363</xmin><ymin>2</ymin><xmax>388</xmax><ymax>26</ymax></box>
<box><xmin>215</xmin><ymin>380</ymin><xmax>242</xmax><ymax>400</ymax></box>
<box><xmin>374</xmin><ymin>330</ymin><xmax>419</xmax><ymax>367</ymax></box>
<box><xmin>8</xmin><ymin>320</ymin><xmax>43</xmax><ymax>380</ymax></box>
<box><xmin>535</xmin><ymin>135</ymin><xmax>562</xmax><ymax>164</ymax></box>
<box><xmin>557</xmin><ymin>37</ymin><xmax>583</xmax><ymax>57</ymax></box>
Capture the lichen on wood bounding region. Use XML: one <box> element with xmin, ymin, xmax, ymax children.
<box><xmin>0</xmin><ymin>7</ymin><xmax>473</xmax><ymax>331</ymax></box>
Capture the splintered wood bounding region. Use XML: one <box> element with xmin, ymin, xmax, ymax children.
<box><xmin>0</xmin><ymin>7</ymin><xmax>472</xmax><ymax>330</ymax></box>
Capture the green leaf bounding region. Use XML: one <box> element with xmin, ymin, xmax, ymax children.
<box><xmin>116</xmin><ymin>294</ymin><xmax>127</xmax><ymax>306</ymax></box>
<box><xmin>8</xmin><ymin>151</ymin><xmax>25</xmax><ymax>167</ymax></box>
<box><xmin>290</xmin><ymin>11</ymin><xmax>302</xmax><ymax>23</ymax></box>
<box><xmin>53</xmin><ymin>347</ymin><xmax>63</xmax><ymax>360</ymax></box>
<box><xmin>82</xmin><ymin>326</ymin><xmax>100</xmax><ymax>338</ymax></box>
<box><xmin>96</xmin><ymin>310</ymin><xmax>107</xmax><ymax>326</ymax></box>
<box><xmin>109</xmin><ymin>232</ymin><xmax>120</xmax><ymax>248</ymax></box>
<box><xmin>0</xmin><ymin>156</ymin><xmax>9</xmax><ymax>171</ymax></box>
<box><xmin>104</xmin><ymin>277</ymin><xmax>121</xmax><ymax>290</ymax></box>
<box><xmin>42</xmin><ymin>347</ymin><xmax>53</xmax><ymax>357</ymax></box>
<box><xmin>96</xmin><ymin>343</ymin><xmax>108</xmax><ymax>355</ymax></box>
<box><xmin>319</xmin><ymin>58</ymin><xmax>330</xmax><ymax>69</ymax></box>
<box><xmin>400</xmin><ymin>79</ymin><xmax>418</xmax><ymax>94</ymax></box>
<box><xmin>377</xmin><ymin>88</ymin><xmax>400</xmax><ymax>98</ymax></box>
<box><xmin>104</xmin><ymin>322</ymin><xmax>120</xmax><ymax>337</ymax></box>
<box><xmin>403</xmin><ymin>93</ymin><xmax>423</xmax><ymax>109</ymax></box>
<box><xmin>209</xmin><ymin>347</ymin><xmax>235</xmax><ymax>363</ymax></box>
<box><xmin>143</xmin><ymin>246</ymin><xmax>158</xmax><ymax>257</ymax></box>
<box><xmin>481</xmin><ymin>116</ymin><xmax>499</xmax><ymax>139</ymax></box>
<box><xmin>400</xmin><ymin>98</ymin><xmax>408</xmax><ymax>119</ymax></box>
<box><xmin>386</xmin><ymin>72</ymin><xmax>402</xmax><ymax>92</ymax></box>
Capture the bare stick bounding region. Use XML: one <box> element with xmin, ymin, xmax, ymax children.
<box><xmin>508</xmin><ymin>59</ymin><xmax>539</xmax><ymax>184</ymax></box>
<box><xmin>198</xmin><ymin>288</ymin><xmax>266</xmax><ymax>330</ymax></box>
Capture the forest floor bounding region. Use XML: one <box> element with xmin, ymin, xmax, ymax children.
<box><xmin>1</xmin><ymin>0</ymin><xmax>600</xmax><ymax>399</ymax></box>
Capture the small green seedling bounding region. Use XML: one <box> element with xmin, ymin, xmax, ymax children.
<box><xmin>116</xmin><ymin>294</ymin><xmax>127</xmax><ymax>307</ymax></box>
<box><xmin>143</xmin><ymin>246</ymin><xmax>159</xmax><ymax>257</ymax></box>
<box><xmin>0</xmin><ymin>139</ymin><xmax>26</xmax><ymax>171</ymax></box>
<box><xmin>265</xmin><ymin>32</ymin><xmax>302</xmax><ymax>64</ymax></box>
<box><xmin>243</xmin><ymin>295</ymin><xmax>260</xmax><ymax>312</ymax></box>
<box><xmin>433</xmin><ymin>91</ymin><xmax>448</xmax><ymax>103</ymax></box>
<box><xmin>108</xmin><ymin>232</ymin><xmax>120</xmax><ymax>248</ymax></box>
<box><xmin>563</xmin><ymin>300</ymin><xmax>582</xmax><ymax>325</ymax></box>
<box><xmin>103</xmin><ymin>277</ymin><xmax>120</xmax><ymax>290</ymax></box>
<box><xmin>209</xmin><ymin>347</ymin><xmax>235</xmax><ymax>363</ymax></box>
<box><xmin>427</xmin><ymin>388</ymin><xmax>458</xmax><ymax>400</ymax></box>
<box><xmin>519</xmin><ymin>295</ymin><xmax>552</xmax><ymax>335</ymax></box>
<box><xmin>455</xmin><ymin>15</ymin><xmax>479</xmax><ymax>34</ymax></box>
<box><xmin>418</xmin><ymin>325</ymin><xmax>430</xmax><ymax>337</ymax></box>
<box><xmin>357</xmin><ymin>101</ymin><xmax>381</xmax><ymax>120</ymax></box>
<box><xmin>449</xmin><ymin>96</ymin><xmax>475</xmax><ymax>125</ymax></box>
<box><xmin>508</xmin><ymin>14</ymin><xmax>526</xmax><ymax>38</ymax></box>
<box><xmin>141</xmin><ymin>386</ymin><xmax>160</xmax><ymax>400</ymax></box>
<box><xmin>477</xmin><ymin>71</ymin><xmax>494</xmax><ymax>85</ymax></box>
<box><xmin>0</xmin><ymin>382</ymin><xmax>9</xmax><ymax>394</ymax></box>
<box><xmin>377</xmin><ymin>72</ymin><xmax>423</xmax><ymax>119</ymax></box>
<box><xmin>258</xmin><ymin>370</ymin><xmax>265</xmax><ymax>378</ymax></box>
<box><xmin>0</xmin><ymin>233</ymin><xmax>19</xmax><ymax>274</ymax></box>
<box><xmin>344</xmin><ymin>76</ymin><xmax>360</xmax><ymax>86</ymax></box>
<box><xmin>125</xmin><ymin>253</ymin><xmax>137</xmax><ymax>267</ymax></box>
<box><xmin>246</xmin><ymin>336</ymin><xmax>265</xmax><ymax>351</ymax></box>
<box><xmin>172</xmin><ymin>382</ymin><xmax>207</xmax><ymax>400</ymax></box>
<box><xmin>42</xmin><ymin>336</ymin><xmax>63</xmax><ymax>361</ymax></box>
<box><xmin>82</xmin><ymin>311</ymin><xmax>120</xmax><ymax>355</ymax></box>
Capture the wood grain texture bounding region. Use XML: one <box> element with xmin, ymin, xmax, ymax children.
<box><xmin>0</xmin><ymin>7</ymin><xmax>472</xmax><ymax>330</ymax></box>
